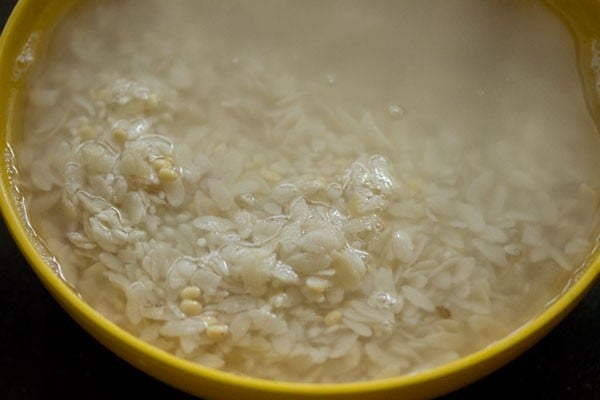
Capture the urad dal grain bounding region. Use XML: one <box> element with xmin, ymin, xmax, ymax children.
<box><xmin>14</xmin><ymin>0</ymin><xmax>600</xmax><ymax>383</ymax></box>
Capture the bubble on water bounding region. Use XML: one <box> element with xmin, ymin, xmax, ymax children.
<box><xmin>388</xmin><ymin>104</ymin><xmax>405</xmax><ymax>117</ymax></box>
<box><xmin>326</xmin><ymin>73</ymin><xmax>336</xmax><ymax>85</ymax></box>
<box><xmin>14</xmin><ymin>33</ymin><xmax>39</xmax><ymax>80</ymax></box>
<box><xmin>372</xmin><ymin>291</ymin><xmax>397</xmax><ymax>309</ymax></box>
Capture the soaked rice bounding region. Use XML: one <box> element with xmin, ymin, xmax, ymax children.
<box><xmin>13</xmin><ymin>0</ymin><xmax>600</xmax><ymax>382</ymax></box>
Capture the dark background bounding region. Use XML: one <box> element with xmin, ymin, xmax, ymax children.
<box><xmin>0</xmin><ymin>1</ymin><xmax>598</xmax><ymax>399</ymax></box>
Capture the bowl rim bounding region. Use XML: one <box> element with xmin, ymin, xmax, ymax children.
<box><xmin>1</xmin><ymin>0</ymin><xmax>600</xmax><ymax>398</ymax></box>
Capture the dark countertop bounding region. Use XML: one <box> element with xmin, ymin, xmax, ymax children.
<box><xmin>0</xmin><ymin>2</ymin><xmax>599</xmax><ymax>399</ymax></box>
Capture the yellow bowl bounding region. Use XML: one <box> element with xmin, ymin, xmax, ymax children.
<box><xmin>1</xmin><ymin>1</ymin><xmax>599</xmax><ymax>399</ymax></box>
